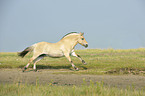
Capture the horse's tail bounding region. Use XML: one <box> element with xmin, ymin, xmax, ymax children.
<box><xmin>18</xmin><ymin>44</ymin><xmax>35</xmax><ymax>58</ymax></box>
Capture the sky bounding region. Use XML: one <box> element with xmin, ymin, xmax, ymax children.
<box><xmin>0</xmin><ymin>0</ymin><xmax>145</xmax><ymax>52</ymax></box>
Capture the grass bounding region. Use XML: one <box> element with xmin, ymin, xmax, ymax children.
<box><xmin>0</xmin><ymin>48</ymin><xmax>145</xmax><ymax>75</ymax></box>
<box><xmin>0</xmin><ymin>80</ymin><xmax>144</xmax><ymax>96</ymax></box>
<box><xmin>0</xmin><ymin>48</ymin><xmax>145</xmax><ymax>96</ymax></box>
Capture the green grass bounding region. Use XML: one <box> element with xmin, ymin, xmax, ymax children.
<box><xmin>0</xmin><ymin>48</ymin><xmax>145</xmax><ymax>75</ymax></box>
<box><xmin>0</xmin><ymin>80</ymin><xmax>144</xmax><ymax>96</ymax></box>
<box><xmin>0</xmin><ymin>48</ymin><xmax>145</xmax><ymax>96</ymax></box>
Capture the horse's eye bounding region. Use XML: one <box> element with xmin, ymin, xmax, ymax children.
<box><xmin>82</xmin><ymin>38</ymin><xmax>84</xmax><ymax>40</ymax></box>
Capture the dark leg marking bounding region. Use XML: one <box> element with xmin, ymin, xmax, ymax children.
<box><xmin>22</xmin><ymin>66</ymin><xmax>27</xmax><ymax>72</ymax></box>
<box><xmin>77</xmin><ymin>54</ymin><xmax>81</xmax><ymax>57</ymax></box>
<box><xmin>71</xmin><ymin>61</ymin><xmax>79</xmax><ymax>71</ymax></box>
<box><xmin>82</xmin><ymin>60</ymin><xmax>86</xmax><ymax>64</ymax></box>
<box><xmin>77</xmin><ymin>54</ymin><xmax>87</xmax><ymax>64</ymax></box>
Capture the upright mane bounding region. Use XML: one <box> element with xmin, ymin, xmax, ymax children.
<box><xmin>61</xmin><ymin>32</ymin><xmax>78</xmax><ymax>39</ymax></box>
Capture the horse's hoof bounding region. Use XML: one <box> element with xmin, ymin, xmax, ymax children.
<box><xmin>82</xmin><ymin>60</ymin><xmax>87</xmax><ymax>65</ymax></box>
<box><xmin>84</xmin><ymin>62</ymin><xmax>87</xmax><ymax>65</ymax></box>
<box><xmin>34</xmin><ymin>69</ymin><xmax>37</xmax><ymax>72</ymax></box>
<box><xmin>22</xmin><ymin>67</ymin><xmax>27</xmax><ymax>72</ymax></box>
<box><xmin>75</xmin><ymin>68</ymin><xmax>79</xmax><ymax>71</ymax></box>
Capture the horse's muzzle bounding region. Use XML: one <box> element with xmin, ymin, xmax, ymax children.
<box><xmin>84</xmin><ymin>44</ymin><xmax>88</xmax><ymax>48</ymax></box>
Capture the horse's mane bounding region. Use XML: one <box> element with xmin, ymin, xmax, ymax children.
<box><xmin>61</xmin><ymin>32</ymin><xmax>78</xmax><ymax>39</ymax></box>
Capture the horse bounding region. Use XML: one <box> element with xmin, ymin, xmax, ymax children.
<box><xmin>18</xmin><ymin>32</ymin><xmax>88</xmax><ymax>72</ymax></box>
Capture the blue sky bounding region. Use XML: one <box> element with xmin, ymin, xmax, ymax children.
<box><xmin>0</xmin><ymin>0</ymin><xmax>145</xmax><ymax>52</ymax></box>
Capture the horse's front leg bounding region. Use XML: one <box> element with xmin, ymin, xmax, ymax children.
<box><xmin>64</xmin><ymin>54</ymin><xmax>79</xmax><ymax>71</ymax></box>
<box><xmin>71</xmin><ymin>51</ymin><xmax>87</xmax><ymax>65</ymax></box>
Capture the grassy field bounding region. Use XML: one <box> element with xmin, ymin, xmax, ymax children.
<box><xmin>0</xmin><ymin>48</ymin><xmax>145</xmax><ymax>75</ymax></box>
<box><xmin>0</xmin><ymin>48</ymin><xmax>145</xmax><ymax>96</ymax></box>
<box><xmin>0</xmin><ymin>81</ymin><xmax>144</xmax><ymax>96</ymax></box>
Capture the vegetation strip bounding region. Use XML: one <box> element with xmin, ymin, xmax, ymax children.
<box><xmin>0</xmin><ymin>48</ymin><xmax>145</xmax><ymax>75</ymax></box>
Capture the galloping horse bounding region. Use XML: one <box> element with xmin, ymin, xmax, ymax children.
<box><xmin>18</xmin><ymin>32</ymin><xmax>88</xmax><ymax>72</ymax></box>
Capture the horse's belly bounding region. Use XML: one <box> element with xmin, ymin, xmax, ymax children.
<box><xmin>47</xmin><ymin>51</ymin><xmax>64</xmax><ymax>58</ymax></box>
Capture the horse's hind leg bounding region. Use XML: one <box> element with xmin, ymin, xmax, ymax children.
<box><xmin>33</xmin><ymin>54</ymin><xmax>45</xmax><ymax>71</ymax></box>
<box><xmin>22</xmin><ymin>57</ymin><xmax>35</xmax><ymax>72</ymax></box>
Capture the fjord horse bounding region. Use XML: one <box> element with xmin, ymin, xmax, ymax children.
<box><xmin>18</xmin><ymin>32</ymin><xmax>88</xmax><ymax>72</ymax></box>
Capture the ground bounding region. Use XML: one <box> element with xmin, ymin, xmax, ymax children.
<box><xmin>0</xmin><ymin>68</ymin><xmax>145</xmax><ymax>90</ymax></box>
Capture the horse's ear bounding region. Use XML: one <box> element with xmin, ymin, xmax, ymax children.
<box><xmin>80</xmin><ymin>32</ymin><xmax>84</xmax><ymax>36</ymax></box>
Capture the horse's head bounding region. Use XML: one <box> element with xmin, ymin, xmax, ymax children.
<box><xmin>77</xmin><ymin>32</ymin><xmax>88</xmax><ymax>48</ymax></box>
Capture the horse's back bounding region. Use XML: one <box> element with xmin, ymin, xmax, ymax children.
<box><xmin>35</xmin><ymin>41</ymin><xmax>49</xmax><ymax>49</ymax></box>
<box><xmin>34</xmin><ymin>42</ymin><xmax>64</xmax><ymax>57</ymax></box>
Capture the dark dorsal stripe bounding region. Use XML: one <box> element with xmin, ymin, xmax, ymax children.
<box><xmin>61</xmin><ymin>32</ymin><xmax>78</xmax><ymax>39</ymax></box>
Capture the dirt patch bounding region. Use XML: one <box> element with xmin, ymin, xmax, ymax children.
<box><xmin>0</xmin><ymin>69</ymin><xmax>145</xmax><ymax>90</ymax></box>
<box><xmin>106</xmin><ymin>68</ymin><xmax>145</xmax><ymax>75</ymax></box>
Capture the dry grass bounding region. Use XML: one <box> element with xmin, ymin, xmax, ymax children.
<box><xmin>0</xmin><ymin>80</ymin><xmax>144</xmax><ymax>96</ymax></box>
